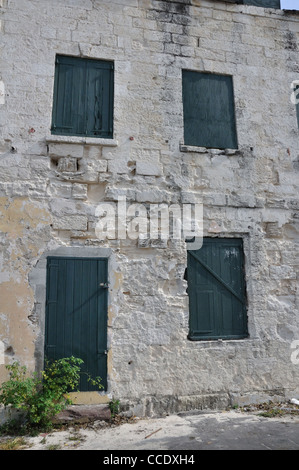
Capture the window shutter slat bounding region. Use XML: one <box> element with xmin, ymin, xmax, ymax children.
<box><xmin>85</xmin><ymin>61</ymin><xmax>114</xmax><ymax>137</ymax></box>
<box><xmin>52</xmin><ymin>62</ymin><xmax>74</xmax><ymax>132</ymax></box>
<box><xmin>52</xmin><ymin>57</ymin><xmax>86</xmax><ymax>136</ymax></box>
<box><xmin>86</xmin><ymin>64</ymin><xmax>104</xmax><ymax>136</ymax></box>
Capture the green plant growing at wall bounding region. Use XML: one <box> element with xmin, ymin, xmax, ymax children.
<box><xmin>109</xmin><ymin>398</ymin><xmax>120</xmax><ymax>418</ymax></box>
<box><xmin>0</xmin><ymin>357</ymin><xmax>103</xmax><ymax>432</ymax></box>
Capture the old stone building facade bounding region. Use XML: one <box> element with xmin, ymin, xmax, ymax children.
<box><xmin>0</xmin><ymin>0</ymin><xmax>299</xmax><ymax>416</ymax></box>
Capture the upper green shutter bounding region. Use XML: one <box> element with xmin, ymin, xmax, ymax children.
<box><xmin>182</xmin><ymin>71</ymin><xmax>238</xmax><ymax>150</ymax></box>
<box><xmin>243</xmin><ymin>0</ymin><xmax>280</xmax><ymax>8</ymax></box>
<box><xmin>85</xmin><ymin>60</ymin><xmax>114</xmax><ymax>138</ymax></box>
<box><xmin>187</xmin><ymin>238</ymin><xmax>248</xmax><ymax>341</ymax></box>
<box><xmin>51</xmin><ymin>55</ymin><xmax>114</xmax><ymax>138</ymax></box>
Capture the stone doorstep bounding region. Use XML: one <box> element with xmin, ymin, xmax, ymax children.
<box><xmin>53</xmin><ymin>404</ymin><xmax>111</xmax><ymax>424</ymax></box>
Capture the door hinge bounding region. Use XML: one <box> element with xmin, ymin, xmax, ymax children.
<box><xmin>97</xmin><ymin>350</ymin><xmax>108</xmax><ymax>355</ymax></box>
<box><xmin>99</xmin><ymin>282</ymin><xmax>109</xmax><ymax>289</ymax></box>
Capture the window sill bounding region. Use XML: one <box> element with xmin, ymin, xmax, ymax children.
<box><xmin>46</xmin><ymin>134</ymin><xmax>118</xmax><ymax>147</ymax></box>
<box><xmin>179</xmin><ymin>143</ymin><xmax>238</xmax><ymax>155</ymax></box>
<box><xmin>188</xmin><ymin>335</ymin><xmax>249</xmax><ymax>341</ymax></box>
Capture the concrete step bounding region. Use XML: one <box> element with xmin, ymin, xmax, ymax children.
<box><xmin>53</xmin><ymin>404</ymin><xmax>111</xmax><ymax>424</ymax></box>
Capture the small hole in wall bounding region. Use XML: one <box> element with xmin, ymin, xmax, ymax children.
<box><xmin>128</xmin><ymin>361</ymin><xmax>133</xmax><ymax>365</ymax></box>
<box><xmin>127</xmin><ymin>161</ymin><xmax>136</xmax><ymax>175</ymax></box>
<box><xmin>5</xmin><ymin>346</ymin><xmax>14</xmax><ymax>356</ymax></box>
<box><xmin>50</xmin><ymin>157</ymin><xmax>59</xmax><ymax>169</ymax></box>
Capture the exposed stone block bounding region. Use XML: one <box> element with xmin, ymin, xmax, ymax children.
<box><xmin>72</xmin><ymin>183</ymin><xmax>88</xmax><ymax>200</ymax></box>
<box><xmin>52</xmin><ymin>215</ymin><xmax>88</xmax><ymax>231</ymax></box>
<box><xmin>265</xmin><ymin>222</ymin><xmax>283</xmax><ymax>238</ymax></box>
<box><xmin>136</xmin><ymin>188</ymin><xmax>168</xmax><ymax>203</ymax></box>
<box><xmin>48</xmin><ymin>143</ymin><xmax>84</xmax><ymax>159</ymax></box>
<box><xmin>108</xmin><ymin>160</ymin><xmax>129</xmax><ymax>174</ymax></box>
<box><xmin>136</xmin><ymin>161</ymin><xmax>162</xmax><ymax>176</ymax></box>
<box><xmin>48</xmin><ymin>182</ymin><xmax>72</xmax><ymax>198</ymax></box>
<box><xmin>57</xmin><ymin>156</ymin><xmax>78</xmax><ymax>173</ymax></box>
<box><xmin>269</xmin><ymin>265</ymin><xmax>296</xmax><ymax>280</ymax></box>
<box><xmin>105</xmin><ymin>187</ymin><xmax>136</xmax><ymax>201</ymax></box>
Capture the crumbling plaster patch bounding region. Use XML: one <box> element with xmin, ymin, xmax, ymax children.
<box><xmin>0</xmin><ymin>197</ymin><xmax>52</xmax><ymax>382</ymax></box>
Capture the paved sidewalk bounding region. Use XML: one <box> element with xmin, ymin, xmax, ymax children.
<box><xmin>9</xmin><ymin>407</ymin><xmax>299</xmax><ymax>451</ymax></box>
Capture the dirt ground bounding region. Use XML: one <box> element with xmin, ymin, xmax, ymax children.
<box><xmin>1</xmin><ymin>402</ymin><xmax>299</xmax><ymax>451</ymax></box>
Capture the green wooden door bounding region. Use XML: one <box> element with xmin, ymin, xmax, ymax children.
<box><xmin>187</xmin><ymin>238</ymin><xmax>248</xmax><ymax>341</ymax></box>
<box><xmin>45</xmin><ymin>257</ymin><xmax>108</xmax><ymax>391</ymax></box>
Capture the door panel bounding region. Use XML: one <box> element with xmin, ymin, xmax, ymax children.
<box><xmin>45</xmin><ymin>257</ymin><xmax>108</xmax><ymax>391</ymax></box>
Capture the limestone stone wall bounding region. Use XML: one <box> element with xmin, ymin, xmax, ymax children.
<box><xmin>0</xmin><ymin>0</ymin><xmax>298</xmax><ymax>415</ymax></box>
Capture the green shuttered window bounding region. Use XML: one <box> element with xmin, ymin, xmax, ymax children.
<box><xmin>187</xmin><ymin>238</ymin><xmax>248</xmax><ymax>341</ymax></box>
<box><xmin>51</xmin><ymin>55</ymin><xmax>114</xmax><ymax>138</ymax></box>
<box><xmin>243</xmin><ymin>0</ymin><xmax>280</xmax><ymax>8</ymax></box>
<box><xmin>182</xmin><ymin>71</ymin><xmax>238</xmax><ymax>150</ymax></box>
<box><xmin>215</xmin><ymin>0</ymin><xmax>280</xmax><ymax>7</ymax></box>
